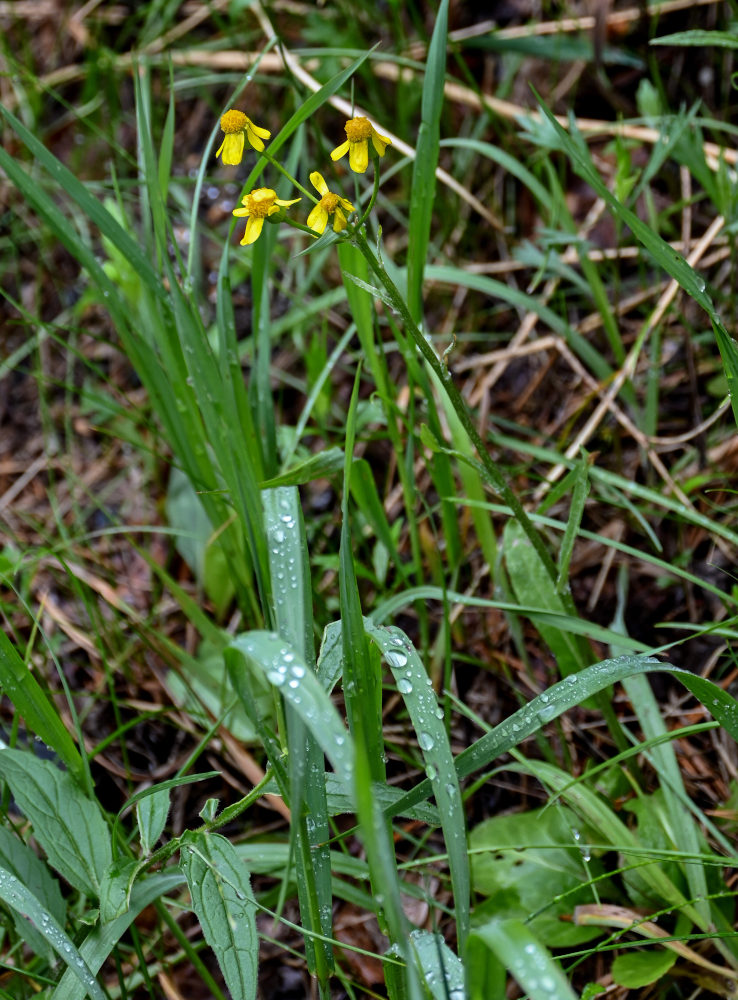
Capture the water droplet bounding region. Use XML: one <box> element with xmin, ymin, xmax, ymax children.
<box><xmin>537</xmin><ymin>704</ymin><xmax>556</xmax><ymax>723</ymax></box>
<box><xmin>385</xmin><ymin>649</ymin><xmax>407</xmax><ymax>668</ymax></box>
<box><xmin>268</xmin><ymin>670</ymin><xmax>286</xmax><ymax>686</ymax></box>
<box><xmin>418</xmin><ymin>732</ymin><xmax>435</xmax><ymax>751</ymax></box>
<box><xmin>397</xmin><ymin>678</ymin><xmax>413</xmax><ymax>694</ymax></box>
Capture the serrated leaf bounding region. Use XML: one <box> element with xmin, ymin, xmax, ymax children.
<box><xmin>0</xmin><ymin>749</ymin><xmax>111</xmax><ymax>898</ymax></box>
<box><xmin>181</xmin><ymin>831</ymin><xmax>258</xmax><ymax>1000</ymax></box>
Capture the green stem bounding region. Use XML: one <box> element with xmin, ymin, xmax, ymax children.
<box><xmin>350</xmin><ymin>155</ymin><xmax>382</xmax><ymax>231</ymax></box>
<box><xmin>261</xmin><ymin>150</ymin><xmax>317</xmax><ymax>202</ymax></box>
<box><xmin>352</xmin><ymin>229</ymin><xmax>560</xmax><ymax>586</ymax></box>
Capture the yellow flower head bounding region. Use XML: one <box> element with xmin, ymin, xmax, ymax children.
<box><xmin>216</xmin><ymin>109</ymin><xmax>272</xmax><ymax>165</ymax></box>
<box><xmin>330</xmin><ymin>116</ymin><xmax>391</xmax><ymax>174</ymax></box>
<box><xmin>306</xmin><ymin>172</ymin><xmax>355</xmax><ymax>234</ymax></box>
<box><xmin>232</xmin><ymin>187</ymin><xmax>301</xmax><ymax>245</ymax></box>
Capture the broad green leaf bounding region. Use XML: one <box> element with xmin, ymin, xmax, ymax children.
<box><xmin>99</xmin><ymin>859</ymin><xmax>141</xmax><ymax>923</ymax></box>
<box><xmin>136</xmin><ymin>787</ymin><xmax>171</xmax><ymax>856</ymax></box>
<box><xmin>0</xmin><ymin>749</ymin><xmax>111</xmax><ymax>899</ymax></box>
<box><xmin>180</xmin><ymin>831</ymin><xmax>258</xmax><ymax>1000</ymax></box>
<box><xmin>470</xmin><ymin>806</ymin><xmax>604</xmax><ymax>946</ymax></box>
<box><xmin>0</xmin><ymin>865</ymin><xmax>105</xmax><ymax>1000</ymax></box>
<box><xmin>611</xmin><ymin>948</ymin><xmax>677</xmax><ymax>988</ymax></box>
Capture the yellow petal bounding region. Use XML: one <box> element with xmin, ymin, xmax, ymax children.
<box><xmin>241</xmin><ymin>216</ymin><xmax>265</xmax><ymax>245</ymax></box>
<box><xmin>220</xmin><ymin>133</ymin><xmax>245</xmax><ymax>165</ymax></box>
<box><xmin>348</xmin><ymin>139</ymin><xmax>368</xmax><ymax>173</ymax></box>
<box><xmin>215</xmin><ymin>138</ymin><xmax>225</xmax><ymax>159</ymax></box>
<box><xmin>310</xmin><ymin>171</ymin><xmax>329</xmax><ymax>196</ymax></box>
<box><xmin>307</xmin><ymin>204</ymin><xmax>328</xmax><ymax>234</ymax></box>
<box><xmin>232</xmin><ymin>206</ymin><xmax>250</xmax><ymax>217</ymax></box>
<box><xmin>274</xmin><ymin>197</ymin><xmax>301</xmax><ymax>208</ymax></box>
<box><xmin>250</xmin><ymin>123</ymin><xmax>271</xmax><ymax>139</ymax></box>
<box><xmin>371</xmin><ymin>130</ymin><xmax>391</xmax><ymax>157</ymax></box>
<box><xmin>330</xmin><ymin>140</ymin><xmax>350</xmax><ymax>162</ymax></box>
<box><xmin>332</xmin><ymin>207</ymin><xmax>348</xmax><ymax>232</ymax></box>
<box><xmin>245</xmin><ymin>127</ymin><xmax>266</xmax><ymax>152</ymax></box>
<box><xmin>339</xmin><ymin>196</ymin><xmax>355</xmax><ymax>213</ymax></box>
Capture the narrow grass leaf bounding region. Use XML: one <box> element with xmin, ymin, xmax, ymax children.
<box><xmin>555</xmin><ymin>452</ymin><xmax>590</xmax><ymax>592</ymax></box>
<box><xmin>180</xmin><ymin>831</ymin><xmax>258</xmax><ymax>1000</ymax></box>
<box><xmin>533</xmin><ymin>94</ymin><xmax>738</xmax><ymax>425</ymax></box>
<box><xmin>469</xmin><ymin>918</ymin><xmax>578</xmax><ymax>1000</ymax></box>
<box><xmin>260</xmin><ymin>448</ymin><xmax>345</xmax><ymax>487</ymax></box>
<box><xmin>0</xmin><ymin>630</ymin><xmax>85</xmax><ymax>784</ymax></box>
<box><xmin>229</xmin><ymin>632</ymin><xmax>354</xmax><ymax>784</ymax></box>
<box><xmin>0</xmin><ymin>749</ymin><xmax>111</xmax><ymax>899</ymax></box>
<box><xmin>385</xmin><ymin>655</ymin><xmax>738</xmax><ymax>818</ymax></box>
<box><xmin>263</xmin><ymin>487</ymin><xmax>333</xmax><ymax>981</ymax></box>
<box><xmin>340</xmin><ymin>372</ymin><xmax>417</xmax><ymax>984</ymax></box>
<box><xmin>0</xmin><ymin>105</ymin><xmax>165</xmax><ymax>303</ymax></box>
<box><xmin>426</xmin><ymin>264</ymin><xmax>613</xmax><ymax>381</ymax></box>
<box><xmin>51</xmin><ymin>872</ymin><xmax>185</xmax><ymax>1000</ymax></box>
<box><xmin>0</xmin><ymin>826</ymin><xmax>65</xmax><ymax>960</ymax></box>
<box><xmin>503</xmin><ymin>519</ymin><xmax>593</xmax><ymax>675</ymax></box>
<box><xmin>651</xmin><ymin>29</ymin><xmax>738</xmax><ymax>48</ymax></box>
<box><xmin>240</xmin><ymin>49</ymin><xmax>375</xmax><ymax>193</ymax></box>
<box><xmin>387</xmin><ymin>929</ymin><xmax>465</xmax><ymax>1000</ymax></box>
<box><xmin>0</xmin><ymin>866</ymin><xmax>105</xmax><ymax>1000</ymax></box>
<box><xmin>407</xmin><ymin>0</ymin><xmax>449</xmax><ymax>322</ymax></box>
<box><xmin>364</xmin><ymin>620</ymin><xmax>469</xmax><ymax>949</ymax></box>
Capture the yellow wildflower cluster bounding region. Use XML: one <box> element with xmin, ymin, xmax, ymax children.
<box><xmin>215</xmin><ymin>107</ymin><xmax>392</xmax><ymax>245</ymax></box>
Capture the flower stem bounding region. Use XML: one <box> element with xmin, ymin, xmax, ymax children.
<box><xmin>261</xmin><ymin>151</ymin><xmax>317</xmax><ymax>202</ymax></box>
<box><xmin>351</xmin><ymin>228</ymin><xmax>559</xmax><ymax>586</ymax></box>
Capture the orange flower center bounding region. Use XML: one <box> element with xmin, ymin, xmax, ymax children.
<box><xmin>245</xmin><ymin>188</ymin><xmax>277</xmax><ymax>218</ymax></box>
<box><xmin>344</xmin><ymin>116</ymin><xmax>373</xmax><ymax>142</ymax></box>
<box><xmin>320</xmin><ymin>192</ymin><xmax>340</xmax><ymax>213</ymax></box>
<box><xmin>221</xmin><ymin>109</ymin><xmax>248</xmax><ymax>134</ymax></box>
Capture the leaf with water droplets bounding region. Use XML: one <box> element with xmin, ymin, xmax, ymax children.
<box><xmin>181</xmin><ymin>831</ymin><xmax>258</xmax><ymax>1000</ymax></box>
<box><xmin>363</xmin><ymin>620</ymin><xmax>469</xmax><ymax>949</ymax></box>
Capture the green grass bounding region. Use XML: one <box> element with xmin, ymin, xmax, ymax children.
<box><xmin>1</xmin><ymin>2</ymin><xmax>738</xmax><ymax>998</ymax></box>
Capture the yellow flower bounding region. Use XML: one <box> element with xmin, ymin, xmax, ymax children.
<box><xmin>306</xmin><ymin>172</ymin><xmax>355</xmax><ymax>234</ymax></box>
<box><xmin>216</xmin><ymin>109</ymin><xmax>271</xmax><ymax>165</ymax></box>
<box><xmin>330</xmin><ymin>116</ymin><xmax>391</xmax><ymax>174</ymax></box>
<box><xmin>232</xmin><ymin>188</ymin><xmax>300</xmax><ymax>245</ymax></box>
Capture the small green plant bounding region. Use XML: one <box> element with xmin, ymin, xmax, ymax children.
<box><xmin>1</xmin><ymin>4</ymin><xmax>738</xmax><ymax>999</ymax></box>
